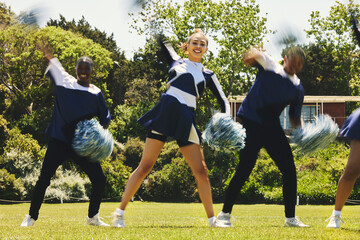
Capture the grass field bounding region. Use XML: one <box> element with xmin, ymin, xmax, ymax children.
<box><xmin>0</xmin><ymin>202</ymin><xmax>359</xmax><ymax>239</ymax></box>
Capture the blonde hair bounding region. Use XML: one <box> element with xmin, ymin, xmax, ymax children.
<box><xmin>180</xmin><ymin>28</ymin><xmax>208</xmax><ymax>54</ymax></box>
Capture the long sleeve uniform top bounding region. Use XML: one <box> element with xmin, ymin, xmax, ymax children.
<box><xmin>237</xmin><ymin>51</ymin><xmax>304</xmax><ymax>126</ymax></box>
<box><xmin>160</xmin><ymin>41</ymin><xmax>230</xmax><ymax>115</ymax></box>
<box><xmin>45</xmin><ymin>58</ymin><xmax>111</xmax><ymax>143</ymax></box>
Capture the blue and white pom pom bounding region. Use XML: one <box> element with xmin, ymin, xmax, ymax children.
<box><xmin>202</xmin><ymin>113</ymin><xmax>246</xmax><ymax>151</ymax></box>
<box><xmin>291</xmin><ymin>114</ymin><xmax>339</xmax><ymax>155</ymax></box>
<box><xmin>72</xmin><ymin>119</ymin><xmax>114</xmax><ymax>162</ymax></box>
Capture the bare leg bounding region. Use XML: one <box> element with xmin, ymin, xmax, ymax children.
<box><xmin>119</xmin><ymin>138</ymin><xmax>165</xmax><ymax>210</ymax></box>
<box><xmin>180</xmin><ymin>144</ymin><xmax>214</xmax><ymax>218</ymax></box>
<box><xmin>334</xmin><ymin>139</ymin><xmax>360</xmax><ymax>211</ymax></box>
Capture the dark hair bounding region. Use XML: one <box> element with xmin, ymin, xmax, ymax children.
<box><xmin>286</xmin><ymin>46</ymin><xmax>306</xmax><ymax>61</ymax></box>
<box><xmin>76</xmin><ymin>56</ymin><xmax>94</xmax><ymax>70</ymax></box>
<box><xmin>180</xmin><ymin>28</ymin><xmax>208</xmax><ymax>54</ymax></box>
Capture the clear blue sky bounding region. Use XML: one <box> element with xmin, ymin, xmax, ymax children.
<box><xmin>1</xmin><ymin>0</ymin><xmax>350</xmax><ymax>60</ymax></box>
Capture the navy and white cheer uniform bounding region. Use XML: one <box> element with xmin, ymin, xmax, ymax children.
<box><xmin>222</xmin><ymin>50</ymin><xmax>304</xmax><ymax>218</ymax></box>
<box><xmin>238</xmin><ymin>51</ymin><xmax>304</xmax><ymax>125</ymax></box>
<box><xmin>138</xmin><ymin>41</ymin><xmax>230</xmax><ymax>145</ymax></box>
<box><xmin>45</xmin><ymin>58</ymin><xmax>111</xmax><ymax>143</ymax></box>
<box><xmin>28</xmin><ymin>58</ymin><xmax>110</xmax><ymax>220</ymax></box>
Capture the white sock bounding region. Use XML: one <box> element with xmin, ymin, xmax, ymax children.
<box><xmin>208</xmin><ymin>216</ymin><xmax>216</xmax><ymax>224</ymax></box>
<box><xmin>333</xmin><ymin>210</ymin><xmax>341</xmax><ymax>216</ymax></box>
<box><xmin>115</xmin><ymin>208</ymin><xmax>125</xmax><ymax>216</ymax></box>
<box><xmin>286</xmin><ymin>217</ymin><xmax>295</xmax><ymax>221</ymax></box>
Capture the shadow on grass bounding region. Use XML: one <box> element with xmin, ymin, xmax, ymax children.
<box><xmin>338</xmin><ymin>228</ymin><xmax>360</xmax><ymax>233</ymax></box>
<box><xmin>129</xmin><ymin>225</ymin><xmax>197</xmax><ymax>229</ymax></box>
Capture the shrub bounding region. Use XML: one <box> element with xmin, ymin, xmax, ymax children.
<box><xmin>155</xmin><ymin>141</ymin><xmax>182</xmax><ymax>171</ymax></box>
<box><xmin>121</xmin><ymin>137</ymin><xmax>144</xmax><ymax>170</ymax></box>
<box><xmin>109</xmin><ymin>102</ymin><xmax>152</xmax><ymax>142</ymax></box>
<box><xmin>0</xmin><ymin>84</ymin><xmax>8</xmax><ymax>114</ymax></box>
<box><xmin>12</xmin><ymin>107</ymin><xmax>52</xmax><ymax>145</ymax></box>
<box><xmin>295</xmin><ymin>142</ymin><xmax>360</xmax><ymax>204</ymax></box>
<box><xmin>203</xmin><ymin>145</ymin><xmax>240</xmax><ymax>202</ymax></box>
<box><xmin>141</xmin><ymin>157</ymin><xmax>197</xmax><ymax>202</ymax></box>
<box><xmin>101</xmin><ymin>157</ymin><xmax>131</xmax><ymax>200</ymax></box>
<box><xmin>45</xmin><ymin>169</ymin><xmax>91</xmax><ymax>202</ymax></box>
<box><xmin>0</xmin><ymin>115</ymin><xmax>9</xmax><ymax>154</ymax></box>
<box><xmin>2</xmin><ymin>128</ymin><xmax>45</xmax><ymax>165</ymax></box>
<box><xmin>2</xmin><ymin>149</ymin><xmax>40</xmax><ymax>179</ymax></box>
<box><xmin>0</xmin><ymin>168</ymin><xmax>24</xmax><ymax>200</ymax></box>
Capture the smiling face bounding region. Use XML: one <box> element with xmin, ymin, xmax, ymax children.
<box><xmin>76</xmin><ymin>61</ymin><xmax>93</xmax><ymax>87</ymax></box>
<box><xmin>187</xmin><ymin>33</ymin><xmax>208</xmax><ymax>63</ymax></box>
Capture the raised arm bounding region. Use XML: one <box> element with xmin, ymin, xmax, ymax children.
<box><xmin>157</xmin><ymin>35</ymin><xmax>181</xmax><ymax>66</ymax></box>
<box><xmin>243</xmin><ymin>48</ymin><xmax>262</xmax><ymax>67</ymax></box>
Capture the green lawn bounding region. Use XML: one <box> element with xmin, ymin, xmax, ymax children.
<box><xmin>0</xmin><ymin>202</ymin><xmax>359</xmax><ymax>239</ymax></box>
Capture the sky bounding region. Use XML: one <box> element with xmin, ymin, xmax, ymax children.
<box><xmin>1</xmin><ymin>0</ymin><xmax>352</xmax><ymax>60</ymax></box>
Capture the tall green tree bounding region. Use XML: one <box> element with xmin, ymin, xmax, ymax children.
<box><xmin>299</xmin><ymin>0</ymin><xmax>360</xmax><ymax>97</ymax></box>
<box><xmin>0</xmin><ymin>2</ymin><xmax>13</xmax><ymax>25</ymax></box>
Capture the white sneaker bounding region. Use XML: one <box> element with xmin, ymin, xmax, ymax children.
<box><xmin>284</xmin><ymin>217</ymin><xmax>310</xmax><ymax>227</ymax></box>
<box><xmin>209</xmin><ymin>217</ymin><xmax>217</xmax><ymax>227</ymax></box>
<box><xmin>215</xmin><ymin>211</ymin><xmax>232</xmax><ymax>227</ymax></box>
<box><xmin>113</xmin><ymin>212</ymin><xmax>126</xmax><ymax>228</ymax></box>
<box><xmin>86</xmin><ymin>213</ymin><xmax>110</xmax><ymax>226</ymax></box>
<box><xmin>326</xmin><ymin>215</ymin><xmax>344</xmax><ymax>229</ymax></box>
<box><xmin>20</xmin><ymin>215</ymin><xmax>35</xmax><ymax>227</ymax></box>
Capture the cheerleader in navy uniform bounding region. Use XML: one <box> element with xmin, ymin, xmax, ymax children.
<box><xmin>112</xmin><ymin>29</ymin><xmax>230</xmax><ymax>228</ymax></box>
<box><xmin>215</xmin><ymin>46</ymin><xmax>309</xmax><ymax>228</ymax></box>
<box><xmin>325</xmin><ymin>15</ymin><xmax>360</xmax><ymax>229</ymax></box>
<box><xmin>21</xmin><ymin>47</ymin><xmax>111</xmax><ymax>227</ymax></box>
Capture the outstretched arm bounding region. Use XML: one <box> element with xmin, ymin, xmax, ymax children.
<box><xmin>157</xmin><ymin>34</ymin><xmax>181</xmax><ymax>66</ymax></box>
<box><xmin>243</xmin><ymin>48</ymin><xmax>262</xmax><ymax>67</ymax></box>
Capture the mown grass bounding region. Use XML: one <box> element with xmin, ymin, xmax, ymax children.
<box><xmin>0</xmin><ymin>202</ymin><xmax>359</xmax><ymax>239</ymax></box>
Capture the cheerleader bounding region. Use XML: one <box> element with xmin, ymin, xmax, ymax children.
<box><xmin>112</xmin><ymin>29</ymin><xmax>230</xmax><ymax>228</ymax></box>
<box><xmin>325</xmin><ymin>15</ymin><xmax>360</xmax><ymax>229</ymax></box>
<box><xmin>216</xmin><ymin>46</ymin><xmax>309</xmax><ymax>228</ymax></box>
<box><xmin>20</xmin><ymin>47</ymin><xmax>111</xmax><ymax>227</ymax></box>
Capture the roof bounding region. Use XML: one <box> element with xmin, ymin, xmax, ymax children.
<box><xmin>228</xmin><ymin>95</ymin><xmax>360</xmax><ymax>103</ymax></box>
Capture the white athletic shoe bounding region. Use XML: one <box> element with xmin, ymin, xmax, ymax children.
<box><xmin>326</xmin><ymin>215</ymin><xmax>344</xmax><ymax>229</ymax></box>
<box><xmin>20</xmin><ymin>215</ymin><xmax>35</xmax><ymax>227</ymax></box>
<box><xmin>86</xmin><ymin>213</ymin><xmax>110</xmax><ymax>226</ymax></box>
<box><xmin>113</xmin><ymin>212</ymin><xmax>126</xmax><ymax>228</ymax></box>
<box><xmin>284</xmin><ymin>217</ymin><xmax>310</xmax><ymax>227</ymax></box>
<box><xmin>209</xmin><ymin>217</ymin><xmax>217</xmax><ymax>227</ymax></box>
<box><xmin>215</xmin><ymin>211</ymin><xmax>232</xmax><ymax>227</ymax></box>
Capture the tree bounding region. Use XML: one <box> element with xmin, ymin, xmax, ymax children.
<box><xmin>299</xmin><ymin>0</ymin><xmax>360</xmax><ymax>98</ymax></box>
<box><xmin>0</xmin><ymin>2</ymin><xmax>13</xmax><ymax>26</ymax></box>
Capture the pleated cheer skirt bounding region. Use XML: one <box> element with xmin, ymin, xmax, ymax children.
<box><xmin>138</xmin><ymin>94</ymin><xmax>201</xmax><ymax>142</ymax></box>
<box><xmin>340</xmin><ymin>108</ymin><xmax>360</xmax><ymax>141</ymax></box>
